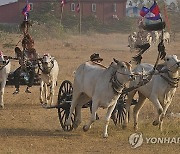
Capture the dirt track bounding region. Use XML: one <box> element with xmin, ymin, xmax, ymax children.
<box><xmin>0</xmin><ymin>33</ymin><xmax>180</xmax><ymax>154</ymax></box>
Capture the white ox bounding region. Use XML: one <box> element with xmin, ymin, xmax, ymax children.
<box><xmin>151</xmin><ymin>31</ymin><xmax>160</xmax><ymax>44</ymax></box>
<box><xmin>160</xmin><ymin>31</ymin><xmax>170</xmax><ymax>44</ymax></box>
<box><xmin>163</xmin><ymin>31</ymin><xmax>170</xmax><ymax>44</ymax></box>
<box><xmin>123</xmin><ymin>55</ymin><xmax>180</xmax><ymax>131</ymax></box>
<box><xmin>0</xmin><ymin>51</ymin><xmax>11</xmax><ymax>109</ymax></box>
<box><xmin>39</xmin><ymin>54</ymin><xmax>59</xmax><ymax>107</ymax></box>
<box><xmin>154</xmin><ymin>31</ymin><xmax>160</xmax><ymax>44</ymax></box>
<box><xmin>128</xmin><ymin>33</ymin><xmax>137</xmax><ymax>51</ymax></box>
<box><xmin>65</xmin><ymin>59</ymin><xmax>133</xmax><ymax>137</ymax></box>
<box><xmin>146</xmin><ymin>33</ymin><xmax>153</xmax><ymax>45</ymax></box>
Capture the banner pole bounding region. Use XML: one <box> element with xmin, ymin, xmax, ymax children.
<box><xmin>163</xmin><ymin>3</ymin><xmax>171</xmax><ymax>32</ymax></box>
<box><xmin>79</xmin><ymin>0</ymin><xmax>82</xmax><ymax>35</ymax></box>
<box><xmin>60</xmin><ymin>6</ymin><xmax>64</xmax><ymax>25</ymax></box>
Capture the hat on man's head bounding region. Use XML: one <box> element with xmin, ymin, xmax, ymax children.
<box><xmin>90</xmin><ymin>53</ymin><xmax>103</xmax><ymax>62</ymax></box>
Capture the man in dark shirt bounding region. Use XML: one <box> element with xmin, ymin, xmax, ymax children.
<box><xmin>13</xmin><ymin>34</ymin><xmax>38</xmax><ymax>94</ymax></box>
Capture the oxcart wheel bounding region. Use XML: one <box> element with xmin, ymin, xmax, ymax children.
<box><xmin>57</xmin><ymin>80</ymin><xmax>75</xmax><ymax>131</ymax></box>
<box><xmin>111</xmin><ymin>98</ymin><xmax>137</xmax><ymax>125</ymax></box>
<box><xmin>111</xmin><ymin>100</ymin><xmax>127</xmax><ymax>125</ymax></box>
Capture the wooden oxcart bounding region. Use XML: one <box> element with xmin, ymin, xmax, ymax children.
<box><xmin>56</xmin><ymin>80</ymin><xmax>137</xmax><ymax>131</ymax></box>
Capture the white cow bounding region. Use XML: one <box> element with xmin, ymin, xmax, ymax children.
<box><xmin>154</xmin><ymin>31</ymin><xmax>160</xmax><ymax>44</ymax></box>
<box><xmin>160</xmin><ymin>31</ymin><xmax>170</xmax><ymax>44</ymax></box>
<box><xmin>0</xmin><ymin>51</ymin><xmax>11</xmax><ymax>109</ymax></box>
<box><xmin>39</xmin><ymin>54</ymin><xmax>59</xmax><ymax>108</ymax></box>
<box><xmin>128</xmin><ymin>33</ymin><xmax>137</xmax><ymax>51</ymax></box>
<box><xmin>163</xmin><ymin>31</ymin><xmax>170</xmax><ymax>44</ymax></box>
<box><xmin>123</xmin><ymin>55</ymin><xmax>180</xmax><ymax>131</ymax></box>
<box><xmin>65</xmin><ymin>59</ymin><xmax>133</xmax><ymax>138</ymax></box>
<box><xmin>146</xmin><ymin>33</ymin><xmax>153</xmax><ymax>45</ymax></box>
<box><xmin>151</xmin><ymin>31</ymin><xmax>160</xmax><ymax>44</ymax></box>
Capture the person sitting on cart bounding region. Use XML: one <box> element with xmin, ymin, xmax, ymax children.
<box><xmin>13</xmin><ymin>34</ymin><xmax>38</xmax><ymax>94</ymax></box>
<box><xmin>90</xmin><ymin>53</ymin><xmax>103</xmax><ymax>64</ymax></box>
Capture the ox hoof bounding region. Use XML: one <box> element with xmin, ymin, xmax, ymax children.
<box><xmin>122</xmin><ymin>125</ymin><xmax>127</xmax><ymax>130</ymax></box>
<box><xmin>103</xmin><ymin>134</ymin><xmax>108</xmax><ymax>138</ymax></box>
<box><xmin>152</xmin><ymin>120</ymin><xmax>159</xmax><ymax>126</ymax></box>
<box><xmin>83</xmin><ymin>125</ymin><xmax>89</xmax><ymax>132</ymax></box>
<box><xmin>0</xmin><ymin>104</ymin><xmax>4</xmax><ymax>109</ymax></box>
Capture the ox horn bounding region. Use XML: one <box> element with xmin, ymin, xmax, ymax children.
<box><xmin>113</xmin><ymin>58</ymin><xmax>119</xmax><ymax>64</ymax></box>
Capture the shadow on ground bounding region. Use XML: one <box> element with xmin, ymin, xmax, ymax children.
<box><xmin>0</xmin><ymin>128</ymin><xmax>79</xmax><ymax>137</ymax></box>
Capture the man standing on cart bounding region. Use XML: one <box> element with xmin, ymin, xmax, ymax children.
<box><xmin>13</xmin><ymin>2</ymin><xmax>39</xmax><ymax>94</ymax></box>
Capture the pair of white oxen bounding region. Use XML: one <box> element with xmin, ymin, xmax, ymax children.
<box><xmin>65</xmin><ymin>54</ymin><xmax>180</xmax><ymax>138</ymax></box>
<box><xmin>0</xmin><ymin>52</ymin><xmax>59</xmax><ymax>109</ymax></box>
<box><xmin>128</xmin><ymin>31</ymin><xmax>171</xmax><ymax>50</ymax></box>
<box><xmin>1</xmin><ymin>51</ymin><xmax>179</xmax><ymax>138</ymax></box>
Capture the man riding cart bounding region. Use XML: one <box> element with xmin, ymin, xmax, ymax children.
<box><xmin>13</xmin><ymin>34</ymin><xmax>39</xmax><ymax>94</ymax></box>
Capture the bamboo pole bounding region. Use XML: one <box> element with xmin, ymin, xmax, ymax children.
<box><xmin>60</xmin><ymin>5</ymin><xmax>64</xmax><ymax>25</ymax></box>
<box><xmin>78</xmin><ymin>0</ymin><xmax>82</xmax><ymax>52</ymax></box>
<box><xmin>79</xmin><ymin>0</ymin><xmax>82</xmax><ymax>35</ymax></box>
<box><xmin>163</xmin><ymin>4</ymin><xmax>171</xmax><ymax>32</ymax></box>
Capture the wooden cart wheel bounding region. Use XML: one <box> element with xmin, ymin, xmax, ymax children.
<box><xmin>111</xmin><ymin>100</ymin><xmax>127</xmax><ymax>125</ymax></box>
<box><xmin>57</xmin><ymin>80</ymin><xmax>75</xmax><ymax>131</ymax></box>
<box><xmin>111</xmin><ymin>98</ymin><xmax>138</xmax><ymax>125</ymax></box>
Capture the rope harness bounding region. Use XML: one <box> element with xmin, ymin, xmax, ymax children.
<box><xmin>110</xmin><ymin>71</ymin><xmax>126</xmax><ymax>94</ymax></box>
<box><xmin>160</xmin><ymin>74</ymin><xmax>179</xmax><ymax>88</ymax></box>
<box><xmin>160</xmin><ymin>69</ymin><xmax>180</xmax><ymax>88</ymax></box>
